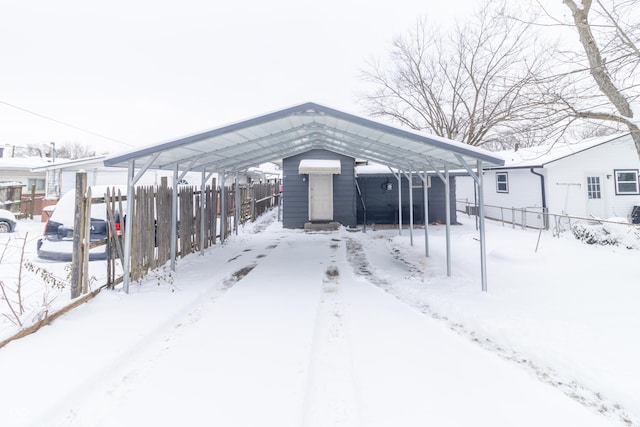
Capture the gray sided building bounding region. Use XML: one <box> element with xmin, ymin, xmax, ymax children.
<box><xmin>283</xmin><ymin>149</ymin><xmax>357</xmax><ymax>228</ymax></box>
<box><xmin>282</xmin><ymin>149</ymin><xmax>456</xmax><ymax>229</ymax></box>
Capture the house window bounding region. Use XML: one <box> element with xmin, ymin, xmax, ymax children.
<box><xmin>614</xmin><ymin>169</ymin><xmax>639</xmax><ymax>195</ymax></box>
<box><xmin>586</xmin><ymin>176</ymin><xmax>601</xmax><ymax>199</ymax></box>
<box><xmin>27</xmin><ymin>178</ymin><xmax>46</xmax><ymax>192</ymax></box>
<box><xmin>496</xmin><ymin>172</ymin><xmax>508</xmax><ymax>193</ymax></box>
<box><xmin>411</xmin><ymin>174</ymin><xmax>430</xmax><ymax>188</ymax></box>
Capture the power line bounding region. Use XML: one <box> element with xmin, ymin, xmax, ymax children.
<box><xmin>0</xmin><ymin>99</ymin><xmax>134</xmax><ymax>147</ymax></box>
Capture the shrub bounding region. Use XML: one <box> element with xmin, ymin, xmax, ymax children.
<box><xmin>570</xmin><ymin>223</ymin><xmax>619</xmax><ymax>246</ymax></box>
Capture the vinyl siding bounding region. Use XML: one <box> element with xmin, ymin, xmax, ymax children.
<box><xmin>282</xmin><ymin>150</ymin><xmax>356</xmax><ymax>228</ymax></box>
<box><xmin>456</xmin><ymin>134</ymin><xmax>640</xmax><ymax>220</ymax></box>
<box><xmin>547</xmin><ymin>137</ymin><xmax>640</xmax><ymax>218</ymax></box>
<box><xmin>356</xmin><ymin>174</ymin><xmax>456</xmax><ymax>225</ymax></box>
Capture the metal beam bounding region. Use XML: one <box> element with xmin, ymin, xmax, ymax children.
<box><xmin>477</xmin><ymin>160</ymin><xmax>488</xmax><ymax>292</ymax></box>
<box><xmin>123</xmin><ymin>160</ymin><xmax>135</xmax><ymax>293</ymax></box>
<box><xmin>403</xmin><ymin>170</ymin><xmax>414</xmax><ymax>246</ymax></box>
<box><xmin>170</xmin><ymin>164</ymin><xmax>178</xmax><ymax>271</ymax></box>
<box><xmin>220</xmin><ymin>171</ymin><xmax>227</xmax><ymax>242</ymax></box>
<box><xmin>444</xmin><ymin>163</ymin><xmax>451</xmax><ymax>277</ymax></box>
<box><xmin>420</xmin><ymin>168</ymin><xmax>430</xmax><ymax>257</ymax></box>
<box><xmin>200</xmin><ymin>168</ymin><xmax>206</xmax><ymax>255</ymax></box>
<box><xmin>389</xmin><ymin>167</ymin><xmax>402</xmax><ymax>235</ymax></box>
<box><xmin>234</xmin><ymin>172</ymin><xmax>240</xmax><ymax>235</ymax></box>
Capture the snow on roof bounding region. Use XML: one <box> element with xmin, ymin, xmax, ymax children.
<box><xmin>30</xmin><ymin>155</ymin><xmax>107</xmax><ymax>171</ymax></box>
<box><xmin>247</xmin><ymin>162</ymin><xmax>282</xmax><ymax>177</ymax></box>
<box><xmin>499</xmin><ymin>133</ymin><xmax>629</xmax><ymax>168</ymax></box>
<box><xmin>0</xmin><ymin>156</ymin><xmax>50</xmax><ymax>170</ymax></box>
<box><xmin>0</xmin><ymin>181</ymin><xmax>24</xmax><ymax>187</ymax></box>
<box><xmin>298</xmin><ymin>159</ymin><xmax>341</xmax><ymax>174</ymax></box>
<box><xmin>355</xmin><ymin>163</ymin><xmax>397</xmax><ymax>175</ymax></box>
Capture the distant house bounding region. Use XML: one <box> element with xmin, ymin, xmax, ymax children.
<box><xmin>31</xmin><ymin>155</ymin><xmax>213</xmax><ymax>201</ymax></box>
<box><xmin>456</xmin><ymin>133</ymin><xmax>640</xmax><ymax>226</ymax></box>
<box><xmin>32</xmin><ymin>155</ymin><xmax>281</xmax><ymax>216</ymax></box>
<box><xmin>0</xmin><ymin>155</ymin><xmax>48</xmax><ymax>214</ymax></box>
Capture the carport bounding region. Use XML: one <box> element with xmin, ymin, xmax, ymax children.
<box><xmin>104</xmin><ymin>102</ymin><xmax>504</xmax><ymax>292</ymax></box>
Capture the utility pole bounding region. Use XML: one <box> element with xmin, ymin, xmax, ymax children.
<box><xmin>50</xmin><ymin>142</ymin><xmax>57</xmax><ymax>198</ymax></box>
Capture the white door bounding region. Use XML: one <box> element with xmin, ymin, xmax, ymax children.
<box><xmin>585</xmin><ymin>174</ymin><xmax>607</xmax><ymax>218</ymax></box>
<box><xmin>308</xmin><ymin>174</ymin><xmax>333</xmax><ymax>221</ymax></box>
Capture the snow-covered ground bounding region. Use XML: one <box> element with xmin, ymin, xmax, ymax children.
<box><xmin>0</xmin><ymin>210</ymin><xmax>638</xmax><ymax>426</ymax></box>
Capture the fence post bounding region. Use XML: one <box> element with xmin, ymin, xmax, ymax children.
<box><xmin>81</xmin><ymin>187</ymin><xmax>92</xmax><ymax>294</ymax></box>
<box><xmin>251</xmin><ymin>195</ymin><xmax>256</xmax><ymax>221</ymax></box>
<box><xmin>70</xmin><ymin>172</ymin><xmax>87</xmax><ymax>299</ymax></box>
<box><xmin>29</xmin><ymin>184</ymin><xmax>36</xmax><ymax>219</ymax></box>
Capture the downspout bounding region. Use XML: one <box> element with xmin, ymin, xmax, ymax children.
<box><xmin>530</xmin><ymin>168</ymin><xmax>547</xmax><ymax>229</ymax></box>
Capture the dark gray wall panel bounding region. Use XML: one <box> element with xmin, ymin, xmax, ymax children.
<box><xmin>283</xmin><ymin>149</ymin><xmax>356</xmax><ymax>228</ymax></box>
<box><xmin>355</xmin><ymin>174</ymin><xmax>456</xmax><ymax>225</ymax></box>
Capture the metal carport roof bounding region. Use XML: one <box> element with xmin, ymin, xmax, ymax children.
<box><xmin>104</xmin><ymin>102</ymin><xmax>504</xmax><ymax>294</ymax></box>
<box><xmin>104</xmin><ymin>102</ymin><xmax>504</xmax><ymax>173</ymax></box>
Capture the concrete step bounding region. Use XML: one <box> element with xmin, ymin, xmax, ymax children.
<box><xmin>304</xmin><ymin>221</ymin><xmax>341</xmax><ymax>231</ymax></box>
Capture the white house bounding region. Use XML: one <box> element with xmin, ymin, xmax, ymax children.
<box><xmin>457</xmin><ymin>133</ymin><xmax>640</xmax><ymax>227</ymax></box>
<box><xmin>0</xmin><ymin>155</ymin><xmax>49</xmax><ymax>215</ymax></box>
<box><xmin>31</xmin><ymin>155</ymin><xmax>216</xmax><ymax>200</ymax></box>
<box><xmin>32</xmin><ymin>155</ymin><xmax>282</xmax><ymax>201</ymax></box>
<box><xmin>0</xmin><ymin>156</ymin><xmax>49</xmax><ymax>193</ymax></box>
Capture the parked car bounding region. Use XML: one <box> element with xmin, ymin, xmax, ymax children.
<box><xmin>632</xmin><ymin>205</ymin><xmax>640</xmax><ymax>225</ymax></box>
<box><xmin>0</xmin><ymin>208</ymin><xmax>17</xmax><ymax>233</ymax></box>
<box><xmin>37</xmin><ymin>186</ymin><xmax>126</xmax><ymax>261</ymax></box>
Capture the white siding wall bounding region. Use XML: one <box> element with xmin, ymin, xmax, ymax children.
<box><xmin>546</xmin><ymin>135</ymin><xmax>640</xmax><ymax>219</ymax></box>
<box><xmin>457</xmin><ymin>169</ymin><xmax>547</xmax><ymax>227</ymax></box>
<box><xmin>58</xmin><ymin>167</ymin><xmax>207</xmax><ymax>197</ymax></box>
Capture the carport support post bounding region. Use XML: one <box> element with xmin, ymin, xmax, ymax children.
<box><xmin>477</xmin><ymin>160</ymin><xmax>488</xmax><ymax>292</ymax></box>
<box><xmin>200</xmin><ymin>168</ymin><xmax>206</xmax><ymax>255</ymax></box>
<box><xmin>123</xmin><ymin>161</ymin><xmax>135</xmax><ymax>294</ymax></box>
<box><xmin>398</xmin><ymin>171</ymin><xmax>402</xmax><ymax>235</ymax></box>
<box><xmin>422</xmin><ymin>169</ymin><xmax>430</xmax><ymax>257</ymax></box>
<box><xmin>220</xmin><ymin>171</ymin><xmax>226</xmax><ymax>242</ymax></box>
<box><xmin>234</xmin><ymin>172</ymin><xmax>240</xmax><ymax>235</ymax></box>
<box><xmin>170</xmin><ymin>164</ymin><xmax>178</xmax><ymax>271</ymax></box>
<box><xmin>388</xmin><ymin>168</ymin><xmax>403</xmax><ymax>236</ymax></box>
<box><xmin>445</xmin><ymin>164</ymin><xmax>451</xmax><ymax>277</ymax></box>
<box><xmin>402</xmin><ymin>170</ymin><xmax>414</xmax><ymax>246</ymax></box>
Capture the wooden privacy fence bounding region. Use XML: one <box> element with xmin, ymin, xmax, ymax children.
<box><xmin>70</xmin><ymin>175</ymin><xmax>280</xmax><ymax>298</ymax></box>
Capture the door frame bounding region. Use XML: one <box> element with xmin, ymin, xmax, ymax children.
<box><xmin>308</xmin><ymin>174</ymin><xmax>334</xmax><ymax>221</ymax></box>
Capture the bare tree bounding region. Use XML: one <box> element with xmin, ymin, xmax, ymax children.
<box><xmin>54</xmin><ymin>142</ymin><xmax>96</xmax><ymax>159</ymax></box>
<box><xmin>544</xmin><ymin>0</ymin><xmax>640</xmax><ymax>155</ymax></box>
<box><xmin>24</xmin><ymin>142</ymin><xmax>96</xmax><ymax>159</ymax></box>
<box><xmin>360</xmin><ymin>1</ymin><xmax>558</xmax><ymax>150</ymax></box>
<box><xmin>25</xmin><ymin>143</ymin><xmax>49</xmax><ymax>158</ymax></box>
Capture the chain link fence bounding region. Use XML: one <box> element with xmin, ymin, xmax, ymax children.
<box><xmin>456</xmin><ymin>199</ymin><xmax>640</xmax><ymax>250</ymax></box>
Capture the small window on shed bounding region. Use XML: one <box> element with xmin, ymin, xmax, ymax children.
<box><xmin>614</xmin><ymin>169</ymin><xmax>639</xmax><ymax>195</ymax></box>
<box><xmin>496</xmin><ymin>172</ymin><xmax>508</xmax><ymax>193</ymax></box>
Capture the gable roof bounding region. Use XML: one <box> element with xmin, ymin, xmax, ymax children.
<box><xmin>0</xmin><ymin>156</ymin><xmax>50</xmax><ymax>171</ymax></box>
<box><xmin>104</xmin><ymin>102</ymin><xmax>504</xmax><ymax>174</ymax></box>
<box><xmin>498</xmin><ymin>133</ymin><xmax>631</xmax><ymax>168</ymax></box>
<box><xmin>30</xmin><ymin>155</ymin><xmax>107</xmax><ymax>172</ymax></box>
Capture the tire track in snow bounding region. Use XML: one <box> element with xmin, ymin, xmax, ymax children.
<box><xmin>301</xmin><ymin>238</ymin><xmax>363</xmax><ymax>427</ymax></box>
<box><xmin>55</xmin><ymin>237</ymin><xmax>282</xmax><ymax>427</ymax></box>
<box><xmin>344</xmin><ymin>236</ymin><xmax>638</xmax><ymax>427</ymax></box>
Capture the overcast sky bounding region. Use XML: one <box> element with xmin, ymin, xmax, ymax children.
<box><xmin>1</xmin><ymin>1</ymin><xmax>566</xmax><ymax>154</ymax></box>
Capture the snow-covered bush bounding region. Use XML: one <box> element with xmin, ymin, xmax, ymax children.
<box><xmin>571</xmin><ymin>223</ymin><xmax>618</xmax><ymax>246</ymax></box>
<box><xmin>571</xmin><ymin>220</ymin><xmax>640</xmax><ymax>249</ymax></box>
